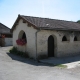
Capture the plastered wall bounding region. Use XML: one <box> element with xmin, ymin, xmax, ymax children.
<box><xmin>13</xmin><ymin>19</ymin><xmax>37</xmax><ymax>59</ymax></box>
<box><xmin>37</xmin><ymin>30</ymin><xmax>80</xmax><ymax>58</ymax></box>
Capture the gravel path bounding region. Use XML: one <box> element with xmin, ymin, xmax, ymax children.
<box><xmin>0</xmin><ymin>46</ymin><xmax>80</xmax><ymax>80</ymax></box>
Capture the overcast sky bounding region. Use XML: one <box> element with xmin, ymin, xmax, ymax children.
<box><xmin>0</xmin><ymin>0</ymin><xmax>80</xmax><ymax>28</ymax></box>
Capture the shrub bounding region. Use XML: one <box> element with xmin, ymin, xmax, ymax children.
<box><xmin>9</xmin><ymin>47</ymin><xmax>17</xmax><ymax>54</ymax></box>
<box><xmin>77</xmin><ymin>20</ymin><xmax>80</xmax><ymax>23</ymax></box>
<box><xmin>9</xmin><ymin>47</ymin><xmax>29</xmax><ymax>58</ymax></box>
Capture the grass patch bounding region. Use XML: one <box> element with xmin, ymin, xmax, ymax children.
<box><xmin>39</xmin><ymin>61</ymin><xmax>67</xmax><ymax>68</ymax></box>
<box><xmin>9</xmin><ymin>47</ymin><xmax>29</xmax><ymax>58</ymax></box>
<box><xmin>56</xmin><ymin>64</ymin><xmax>67</xmax><ymax>68</ymax></box>
<box><xmin>45</xmin><ymin>63</ymin><xmax>67</xmax><ymax>68</ymax></box>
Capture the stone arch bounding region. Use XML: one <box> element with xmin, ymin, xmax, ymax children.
<box><xmin>18</xmin><ymin>30</ymin><xmax>27</xmax><ymax>43</ymax></box>
<box><xmin>48</xmin><ymin>35</ymin><xmax>57</xmax><ymax>57</ymax></box>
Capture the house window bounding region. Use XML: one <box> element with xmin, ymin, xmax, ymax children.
<box><xmin>74</xmin><ymin>36</ymin><xmax>77</xmax><ymax>41</ymax></box>
<box><xmin>62</xmin><ymin>36</ymin><xmax>67</xmax><ymax>41</ymax></box>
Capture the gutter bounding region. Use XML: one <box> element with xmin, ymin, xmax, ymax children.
<box><xmin>35</xmin><ymin>28</ymin><xmax>41</xmax><ymax>61</ymax></box>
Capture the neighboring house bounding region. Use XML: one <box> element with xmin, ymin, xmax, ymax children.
<box><xmin>0</xmin><ymin>23</ymin><xmax>12</xmax><ymax>47</ymax></box>
<box><xmin>11</xmin><ymin>14</ymin><xmax>80</xmax><ymax>59</ymax></box>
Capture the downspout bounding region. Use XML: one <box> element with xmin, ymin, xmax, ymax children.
<box><xmin>35</xmin><ymin>28</ymin><xmax>41</xmax><ymax>61</ymax></box>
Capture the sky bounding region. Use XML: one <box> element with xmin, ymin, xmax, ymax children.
<box><xmin>0</xmin><ymin>0</ymin><xmax>80</xmax><ymax>28</ymax></box>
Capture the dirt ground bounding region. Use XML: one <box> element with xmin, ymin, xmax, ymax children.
<box><xmin>0</xmin><ymin>46</ymin><xmax>80</xmax><ymax>80</ymax></box>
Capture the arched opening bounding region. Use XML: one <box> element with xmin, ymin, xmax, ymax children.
<box><xmin>62</xmin><ymin>36</ymin><xmax>67</xmax><ymax>41</ymax></box>
<box><xmin>17</xmin><ymin>30</ymin><xmax>27</xmax><ymax>45</ymax></box>
<box><xmin>18</xmin><ymin>30</ymin><xmax>27</xmax><ymax>41</ymax></box>
<box><xmin>22</xmin><ymin>32</ymin><xmax>27</xmax><ymax>42</ymax></box>
<box><xmin>74</xmin><ymin>36</ymin><xmax>77</xmax><ymax>41</ymax></box>
<box><xmin>48</xmin><ymin>35</ymin><xmax>54</xmax><ymax>57</ymax></box>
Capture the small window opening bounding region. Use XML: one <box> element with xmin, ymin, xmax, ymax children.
<box><xmin>62</xmin><ymin>36</ymin><xmax>67</xmax><ymax>41</ymax></box>
<box><xmin>74</xmin><ymin>36</ymin><xmax>77</xmax><ymax>41</ymax></box>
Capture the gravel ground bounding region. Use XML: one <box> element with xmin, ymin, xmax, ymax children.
<box><xmin>0</xmin><ymin>46</ymin><xmax>80</xmax><ymax>80</ymax></box>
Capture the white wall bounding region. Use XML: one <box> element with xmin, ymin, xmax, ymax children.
<box><xmin>37</xmin><ymin>30</ymin><xmax>80</xmax><ymax>58</ymax></box>
<box><xmin>57</xmin><ymin>31</ymin><xmax>80</xmax><ymax>57</ymax></box>
<box><xmin>37</xmin><ymin>30</ymin><xmax>58</xmax><ymax>58</ymax></box>
<box><xmin>4</xmin><ymin>38</ymin><xmax>12</xmax><ymax>46</ymax></box>
<box><xmin>13</xmin><ymin>19</ymin><xmax>37</xmax><ymax>59</ymax></box>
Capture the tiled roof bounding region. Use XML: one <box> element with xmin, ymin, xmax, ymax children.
<box><xmin>21</xmin><ymin>15</ymin><xmax>80</xmax><ymax>31</ymax></box>
<box><xmin>12</xmin><ymin>15</ymin><xmax>80</xmax><ymax>31</ymax></box>
<box><xmin>0</xmin><ymin>23</ymin><xmax>11</xmax><ymax>34</ymax></box>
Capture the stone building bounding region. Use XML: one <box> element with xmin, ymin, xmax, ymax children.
<box><xmin>0</xmin><ymin>23</ymin><xmax>12</xmax><ymax>47</ymax></box>
<box><xmin>11</xmin><ymin>14</ymin><xmax>80</xmax><ymax>59</ymax></box>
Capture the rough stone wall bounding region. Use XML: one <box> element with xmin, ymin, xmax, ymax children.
<box><xmin>37</xmin><ymin>30</ymin><xmax>58</xmax><ymax>58</ymax></box>
<box><xmin>13</xmin><ymin>19</ymin><xmax>37</xmax><ymax>59</ymax></box>
<box><xmin>37</xmin><ymin>30</ymin><xmax>80</xmax><ymax>58</ymax></box>
<box><xmin>57</xmin><ymin>31</ymin><xmax>80</xmax><ymax>57</ymax></box>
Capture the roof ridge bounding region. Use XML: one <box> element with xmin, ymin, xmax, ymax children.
<box><xmin>20</xmin><ymin>15</ymin><xmax>77</xmax><ymax>24</ymax></box>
